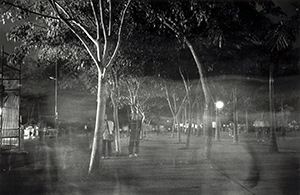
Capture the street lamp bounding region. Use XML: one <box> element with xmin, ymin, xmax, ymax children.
<box><xmin>49</xmin><ymin>61</ymin><xmax>58</xmax><ymax>129</ymax></box>
<box><xmin>216</xmin><ymin>101</ymin><xmax>224</xmax><ymax>110</ymax></box>
<box><xmin>215</xmin><ymin>101</ymin><xmax>224</xmax><ymax>141</ymax></box>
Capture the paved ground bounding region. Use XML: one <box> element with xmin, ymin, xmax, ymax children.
<box><xmin>0</xmin><ymin>131</ymin><xmax>299</xmax><ymax>195</ymax></box>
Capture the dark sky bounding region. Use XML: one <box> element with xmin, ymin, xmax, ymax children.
<box><xmin>0</xmin><ymin>0</ymin><xmax>299</xmax><ymax>54</ymax></box>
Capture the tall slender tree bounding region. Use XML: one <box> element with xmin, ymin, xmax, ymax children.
<box><xmin>142</xmin><ymin>0</ymin><xmax>284</xmax><ymax>158</ymax></box>
<box><xmin>249</xmin><ymin>3</ymin><xmax>300</xmax><ymax>152</ymax></box>
<box><xmin>163</xmin><ymin>78</ymin><xmax>187</xmax><ymax>141</ymax></box>
<box><xmin>265</xmin><ymin>11</ymin><xmax>300</xmax><ymax>152</ymax></box>
<box><xmin>1</xmin><ymin>0</ymin><xmax>132</xmax><ymax>173</ymax></box>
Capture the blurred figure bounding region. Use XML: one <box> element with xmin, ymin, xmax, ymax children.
<box><xmin>279</xmin><ymin>127</ymin><xmax>286</xmax><ymax>141</ymax></box>
<box><xmin>243</xmin><ymin>142</ymin><xmax>260</xmax><ymax>188</ymax></box>
<box><xmin>85</xmin><ymin>118</ymin><xmax>94</xmax><ymax>149</ymax></box>
<box><xmin>128</xmin><ymin>115</ymin><xmax>142</xmax><ymax>158</ymax></box>
<box><xmin>102</xmin><ymin>118</ymin><xmax>114</xmax><ymax>159</ymax></box>
<box><xmin>228</xmin><ymin>122</ymin><xmax>234</xmax><ymax>137</ymax></box>
<box><xmin>253</xmin><ymin>120</ymin><xmax>263</xmax><ymax>142</ymax></box>
<box><xmin>262</xmin><ymin>120</ymin><xmax>270</xmax><ymax>142</ymax></box>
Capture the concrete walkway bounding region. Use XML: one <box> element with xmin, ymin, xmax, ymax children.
<box><xmin>99</xmin><ymin>131</ymin><xmax>299</xmax><ymax>195</ymax></box>
<box><xmin>0</xmin><ymin>131</ymin><xmax>299</xmax><ymax>195</ymax></box>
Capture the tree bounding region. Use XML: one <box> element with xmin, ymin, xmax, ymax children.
<box><xmin>134</xmin><ymin>78</ymin><xmax>166</xmax><ymax>138</ymax></box>
<box><xmin>107</xmin><ymin>61</ymin><xmax>124</xmax><ymax>155</ymax></box>
<box><xmin>163</xmin><ymin>78</ymin><xmax>187</xmax><ymax>141</ymax></box>
<box><xmin>248</xmin><ymin>3</ymin><xmax>300</xmax><ymax>152</ymax></box>
<box><xmin>1</xmin><ymin>0</ymin><xmax>132</xmax><ymax>173</ymax></box>
<box><xmin>179</xmin><ymin>69</ymin><xmax>195</xmax><ymax>148</ymax></box>
<box><xmin>265</xmin><ymin>10</ymin><xmax>300</xmax><ymax>153</ymax></box>
<box><xmin>19</xmin><ymin>57</ymin><xmax>49</xmax><ymax>124</ymax></box>
<box><xmin>142</xmin><ymin>0</ymin><xmax>284</xmax><ymax>158</ymax></box>
<box><xmin>119</xmin><ymin>75</ymin><xmax>165</xmax><ymax>132</ymax></box>
<box><xmin>106</xmin><ymin>56</ymin><xmax>144</xmax><ymax>154</ymax></box>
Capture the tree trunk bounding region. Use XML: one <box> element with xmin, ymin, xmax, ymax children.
<box><xmin>215</xmin><ymin>106</ymin><xmax>220</xmax><ymax>141</ymax></box>
<box><xmin>110</xmin><ymin>74</ymin><xmax>121</xmax><ymax>154</ymax></box>
<box><xmin>113</xmin><ymin>101</ymin><xmax>121</xmax><ymax>154</ymax></box>
<box><xmin>233</xmin><ymin>87</ymin><xmax>239</xmax><ymax>144</ymax></box>
<box><xmin>245</xmin><ymin>110</ymin><xmax>249</xmax><ymax>133</ymax></box>
<box><xmin>268</xmin><ymin>65</ymin><xmax>278</xmax><ymax>153</ymax></box>
<box><xmin>197</xmin><ymin>118</ymin><xmax>201</xmax><ymax>136</ymax></box>
<box><xmin>185</xmin><ymin>39</ymin><xmax>212</xmax><ymax>159</ymax></box>
<box><xmin>196</xmin><ymin>104</ymin><xmax>202</xmax><ymax>137</ymax></box>
<box><xmin>140</xmin><ymin>113</ymin><xmax>145</xmax><ymax>139</ymax></box>
<box><xmin>88</xmin><ymin>77</ymin><xmax>107</xmax><ymax>173</ymax></box>
<box><xmin>215</xmin><ymin>97</ymin><xmax>220</xmax><ymax>141</ymax></box>
<box><xmin>204</xmin><ymin>101</ymin><xmax>213</xmax><ymax>159</ymax></box>
<box><xmin>171</xmin><ymin>115</ymin><xmax>176</xmax><ymax>138</ymax></box>
<box><xmin>177</xmin><ymin>109</ymin><xmax>182</xmax><ymax>143</ymax></box>
<box><xmin>186</xmin><ymin>102</ymin><xmax>192</xmax><ymax>148</ymax></box>
<box><xmin>280</xmin><ymin>99</ymin><xmax>284</xmax><ymax>135</ymax></box>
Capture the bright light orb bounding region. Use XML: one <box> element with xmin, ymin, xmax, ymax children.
<box><xmin>216</xmin><ymin>101</ymin><xmax>224</xmax><ymax>109</ymax></box>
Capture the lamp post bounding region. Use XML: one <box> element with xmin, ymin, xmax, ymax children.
<box><xmin>55</xmin><ymin>61</ymin><xmax>58</xmax><ymax>129</ymax></box>
<box><xmin>215</xmin><ymin>101</ymin><xmax>224</xmax><ymax>141</ymax></box>
<box><xmin>50</xmin><ymin>61</ymin><xmax>58</xmax><ymax>129</ymax></box>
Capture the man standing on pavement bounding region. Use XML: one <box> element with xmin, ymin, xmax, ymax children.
<box><xmin>128</xmin><ymin>113</ymin><xmax>142</xmax><ymax>158</ymax></box>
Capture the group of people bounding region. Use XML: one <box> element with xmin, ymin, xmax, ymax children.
<box><xmin>86</xmin><ymin>115</ymin><xmax>142</xmax><ymax>159</ymax></box>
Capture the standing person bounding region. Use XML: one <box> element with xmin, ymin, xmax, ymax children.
<box><xmin>128</xmin><ymin>116</ymin><xmax>142</xmax><ymax>158</ymax></box>
<box><xmin>262</xmin><ymin>120</ymin><xmax>270</xmax><ymax>142</ymax></box>
<box><xmin>102</xmin><ymin>118</ymin><xmax>114</xmax><ymax>159</ymax></box>
<box><xmin>85</xmin><ymin>118</ymin><xmax>94</xmax><ymax>149</ymax></box>
<box><xmin>253</xmin><ymin>120</ymin><xmax>263</xmax><ymax>142</ymax></box>
<box><xmin>229</xmin><ymin>121</ymin><xmax>234</xmax><ymax>137</ymax></box>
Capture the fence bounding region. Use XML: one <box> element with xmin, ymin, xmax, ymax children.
<box><xmin>0</xmin><ymin>45</ymin><xmax>22</xmax><ymax>153</ymax></box>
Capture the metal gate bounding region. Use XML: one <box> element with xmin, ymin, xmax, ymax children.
<box><xmin>0</xmin><ymin>46</ymin><xmax>22</xmax><ymax>153</ymax></box>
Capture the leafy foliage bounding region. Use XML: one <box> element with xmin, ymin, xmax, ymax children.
<box><xmin>135</xmin><ymin>0</ymin><xmax>290</xmax><ymax>78</ymax></box>
<box><xmin>118</xmin><ymin>75</ymin><xmax>166</xmax><ymax>118</ymax></box>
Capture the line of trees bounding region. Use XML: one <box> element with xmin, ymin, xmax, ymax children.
<box><xmin>1</xmin><ymin>0</ymin><xmax>299</xmax><ymax>173</ymax></box>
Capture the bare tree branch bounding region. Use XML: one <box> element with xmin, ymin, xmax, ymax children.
<box><xmin>165</xmin><ymin>85</ymin><xmax>175</xmax><ymax>117</ymax></box>
<box><xmin>179</xmin><ymin>68</ymin><xmax>190</xmax><ymax>102</ymax></box>
<box><xmin>90</xmin><ymin>0</ymin><xmax>100</xmax><ymax>40</ymax></box>
<box><xmin>54</xmin><ymin>0</ymin><xmax>97</xmax><ymax>46</ymax></box>
<box><xmin>106</xmin><ymin>0</ymin><xmax>131</xmax><ymax>68</ymax></box>
<box><xmin>48</xmin><ymin>0</ymin><xmax>99</xmax><ymax>67</ymax></box>
<box><xmin>108</xmin><ymin>0</ymin><xmax>111</xmax><ymax>36</ymax></box>
<box><xmin>157</xmin><ymin>15</ymin><xmax>181</xmax><ymax>37</ymax></box>
<box><xmin>99</xmin><ymin>0</ymin><xmax>108</xmax><ymax>62</ymax></box>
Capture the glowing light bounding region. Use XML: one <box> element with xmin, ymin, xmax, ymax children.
<box><xmin>216</xmin><ymin>101</ymin><xmax>224</xmax><ymax>109</ymax></box>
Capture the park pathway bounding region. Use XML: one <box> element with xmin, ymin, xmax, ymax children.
<box><xmin>0</xmin><ymin>131</ymin><xmax>299</xmax><ymax>195</ymax></box>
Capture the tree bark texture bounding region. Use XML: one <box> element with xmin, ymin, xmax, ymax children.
<box><xmin>268</xmin><ymin>65</ymin><xmax>278</xmax><ymax>153</ymax></box>
<box><xmin>88</xmin><ymin>79</ymin><xmax>107</xmax><ymax>173</ymax></box>
<box><xmin>185</xmin><ymin>39</ymin><xmax>213</xmax><ymax>159</ymax></box>
<box><xmin>233</xmin><ymin>87</ymin><xmax>239</xmax><ymax>144</ymax></box>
